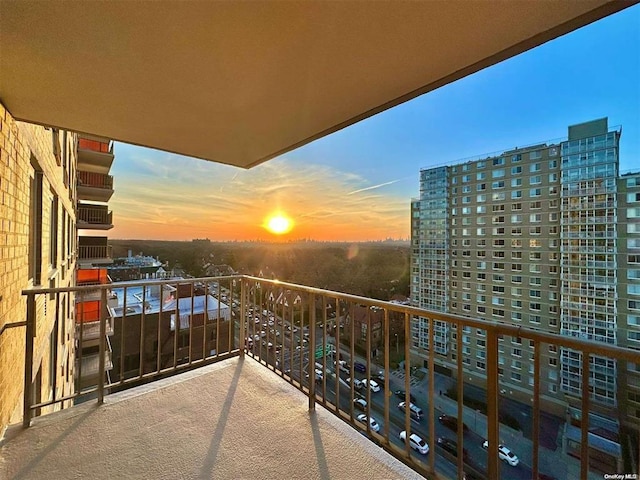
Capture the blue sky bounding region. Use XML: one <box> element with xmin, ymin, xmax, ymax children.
<box><xmin>110</xmin><ymin>5</ymin><xmax>639</xmax><ymax>241</ymax></box>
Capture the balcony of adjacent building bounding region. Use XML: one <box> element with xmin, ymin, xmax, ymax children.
<box><xmin>7</xmin><ymin>276</ymin><xmax>638</xmax><ymax>480</ymax></box>
<box><xmin>76</xmin><ymin>299</ymin><xmax>115</xmax><ymax>344</ymax></box>
<box><xmin>77</xmin><ymin>203</ymin><xmax>114</xmax><ymax>230</ymax></box>
<box><xmin>75</xmin><ymin>339</ymin><xmax>114</xmax><ymax>392</ymax></box>
<box><xmin>78</xmin><ymin>236</ymin><xmax>113</xmax><ymax>266</ymax></box>
<box><xmin>77</xmin><ymin>170</ymin><xmax>114</xmax><ymax>202</ymax></box>
<box><xmin>77</xmin><ymin>135</ymin><xmax>114</xmax><ymax>174</ymax></box>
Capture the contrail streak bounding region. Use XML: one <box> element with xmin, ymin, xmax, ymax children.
<box><xmin>347</xmin><ymin>179</ymin><xmax>400</xmax><ymax>195</ymax></box>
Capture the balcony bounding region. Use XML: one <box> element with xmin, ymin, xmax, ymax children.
<box><xmin>78</xmin><ymin>268</ymin><xmax>111</xmax><ymax>286</ymax></box>
<box><xmin>77</xmin><ymin>204</ymin><xmax>113</xmax><ymax>230</ymax></box>
<box><xmin>78</xmin><ymin>237</ymin><xmax>113</xmax><ymax>265</ymax></box>
<box><xmin>0</xmin><ymin>357</ymin><xmax>422</xmax><ymax>480</ymax></box>
<box><xmin>77</xmin><ymin>137</ymin><xmax>114</xmax><ymax>174</ymax></box>
<box><xmin>12</xmin><ymin>277</ymin><xmax>639</xmax><ymax>480</ymax></box>
<box><xmin>77</xmin><ymin>171</ymin><xmax>114</xmax><ymax>202</ymax></box>
<box><xmin>76</xmin><ymin>345</ymin><xmax>114</xmax><ymax>381</ymax></box>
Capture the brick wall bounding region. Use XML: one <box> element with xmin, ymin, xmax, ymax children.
<box><xmin>0</xmin><ymin>102</ymin><xmax>77</xmax><ymax>436</ymax></box>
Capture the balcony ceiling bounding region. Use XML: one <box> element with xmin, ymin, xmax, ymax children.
<box><xmin>0</xmin><ymin>1</ymin><xmax>631</xmax><ymax>169</ymax></box>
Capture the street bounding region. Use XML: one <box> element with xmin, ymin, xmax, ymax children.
<box><xmin>223</xmin><ymin>288</ymin><xmax>562</xmax><ymax>480</ymax></box>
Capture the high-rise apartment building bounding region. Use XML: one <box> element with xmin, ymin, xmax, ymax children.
<box><xmin>0</xmin><ymin>103</ymin><xmax>117</xmax><ymax>436</ymax></box>
<box><xmin>411</xmin><ymin>118</ymin><xmax>639</xmax><ymax>431</ymax></box>
<box><xmin>0</xmin><ymin>107</ymin><xmax>79</xmax><ymax>433</ymax></box>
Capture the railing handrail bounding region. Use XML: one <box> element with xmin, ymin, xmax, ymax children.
<box><xmin>21</xmin><ymin>274</ymin><xmax>640</xmax><ymax>362</ymax></box>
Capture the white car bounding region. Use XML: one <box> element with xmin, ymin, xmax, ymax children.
<box><xmin>399</xmin><ymin>431</ymin><xmax>429</xmax><ymax>455</ymax></box>
<box><xmin>353</xmin><ymin>397</ymin><xmax>367</xmax><ymax>411</ymax></box>
<box><xmin>356</xmin><ymin>414</ymin><xmax>380</xmax><ymax>433</ymax></box>
<box><xmin>361</xmin><ymin>379</ymin><xmax>380</xmax><ymax>392</ymax></box>
<box><xmin>482</xmin><ymin>441</ymin><xmax>519</xmax><ymax>466</ymax></box>
<box><xmin>346</xmin><ymin>377</ymin><xmax>363</xmax><ymax>390</ymax></box>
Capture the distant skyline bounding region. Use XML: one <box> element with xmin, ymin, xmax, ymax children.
<box><xmin>109</xmin><ymin>5</ymin><xmax>639</xmax><ymax>242</ymax></box>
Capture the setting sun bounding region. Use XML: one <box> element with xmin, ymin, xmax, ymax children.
<box><xmin>264</xmin><ymin>213</ymin><xmax>294</xmax><ymax>235</ymax></box>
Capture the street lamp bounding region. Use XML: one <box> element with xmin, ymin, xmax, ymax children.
<box><xmin>395</xmin><ymin>333</ymin><xmax>399</xmax><ymax>354</ymax></box>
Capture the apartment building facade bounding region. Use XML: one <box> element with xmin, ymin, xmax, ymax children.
<box><xmin>0</xmin><ymin>104</ymin><xmax>78</xmax><ymax>433</ymax></box>
<box><xmin>411</xmin><ymin>118</ymin><xmax>639</xmax><ymax>432</ymax></box>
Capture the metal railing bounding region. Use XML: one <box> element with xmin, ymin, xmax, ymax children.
<box><xmin>77</xmin><ymin>205</ymin><xmax>113</xmax><ymax>226</ymax></box>
<box><xmin>78</xmin><ymin>245</ymin><xmax>112</xmax><ymax>260</ymax></box>
<box><xmin>21</xmin><ymin>276</ymin><xmax>639</xmax><ymax>480</ymax></box>
<box><xmin>77</xmin><ymin>171</ymin><xmax>113</xmax><ymax>189</ymax></box>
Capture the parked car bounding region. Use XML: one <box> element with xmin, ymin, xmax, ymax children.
<box><xmin>356</xmin><ymin>414</ymin><xmax>380</xmax><ymax>433</ymax></box>
<box><xmin>361</xmin><ymin>379</ymin><xmax>380</xmax><ymax>392</ymax></box>
<box><xmin>398</xmin><ymin>401</ymin><xmax>423</xmax><ymax>420</ymax></box>
<box><xmin>346</xmin><ymin>377</ymin><xmax>363</xmax><ymax>390</ymax></box>
<box><xmin>436</xmin><ymin>437</ymin><xmax>468</xmax><ymax>458</ymax></box>
<box><xmin>393</xmin><ymin>389</ymin><xmax>416</xmax><ymax>404</ymax></box>
<box><xmin>438</xmin><ymin>414</ymin><xmax>468</xmax><ymax>432</ymax></box>
<box><xmin>373</xmin><ymin>371</ymin><xmax>385</xmax><ymax>385</ymax></box>
<box><xmin>353</xmin><ymin>398</ymin><xmax>367</xmax><ymax>411</ymax></box>
<box><xmin>337</xmin><ymin>360</ymin><xmax>349</xmax><ymax>374</ymax></box>
<box><xmin>481</xmin><ymin>440</ymin><xmax>519</xmax><ymax>466</ymax></box>
<box><xmin>354</xmin><ymin>362</ymin><xmax>366</xmax><ymax>373</ymax></box>
<box><xmin>399</xmin><ymin>431</ymin><xmax>429</xmax><ymax>455</ymax></box>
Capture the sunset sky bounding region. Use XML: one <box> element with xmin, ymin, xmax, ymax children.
<box><xmin>109</xmin><ymin>5</ymin><xmax>639</xmax><ymax>242</ymax></box>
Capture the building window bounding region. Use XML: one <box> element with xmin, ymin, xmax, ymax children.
<box><xmin>493</xmin><ymin>192</ymin><xmax>506</xmax><ymax>201</ymax></box>
<box><xmin>50</xmin><ymin>193</ymin><xmax>58</xmax><ymax>268</ymax></box>
<box><xmin>628</xmin><ymin>332</ymin><xmax>640</xmax><ymax>343</ymax></box>
<box><xmin>29</xmin><ymin>166</ymin><xmax>44</xmax><ymax>285</ymax></box>
<box><xmin>628</xmin><ymin>192</ymin><xmax>640</xmax><ymax>203</ymax></box>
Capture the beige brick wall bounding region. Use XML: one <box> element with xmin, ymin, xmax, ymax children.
<box><xmin>0</xmin><ymin>102</ymin><xmax>77</xmax><ymax>436</ymax></box>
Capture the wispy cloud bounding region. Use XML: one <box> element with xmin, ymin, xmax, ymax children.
<box><xmin>110</xmin><ymin>147</ymin><xmax>411</xmax><ymax>241</ymax></box>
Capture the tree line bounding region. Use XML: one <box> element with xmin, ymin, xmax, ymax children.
<box><xmin>111</xmin><ymin>240</ymin><xmax>410</xmax><ymax>301</ymax></box>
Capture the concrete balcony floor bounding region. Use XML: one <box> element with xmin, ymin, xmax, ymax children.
<box><xmin>1</xmin><ymin>356</ymin><xmax>423</xmax><ymax>480</ymax></box>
